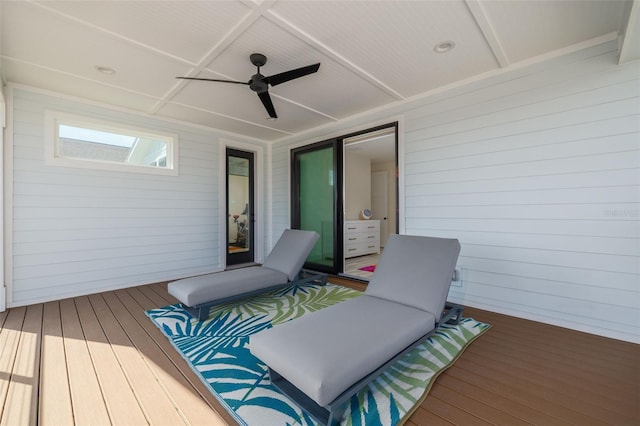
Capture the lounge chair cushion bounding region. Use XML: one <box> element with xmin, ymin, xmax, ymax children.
<box><xmin>365</xmin><ymin>234</ymin><xmax>460</xmax><ymax>317</ymax></box>
<box><xmin>168</xmin><ymin>266</ymin><xmax>287</xmax><ymax>307</ymax></box>
<box><xmin>262</xmin><ymin>229</ymin><xmax>319</xmax><ymax>280</ymax></box>
<box><xmin>250</xmin><ymin>294</ymin><xmax>436</xmax><ymax>407</ymax></box>
<box><xmin>168</xmin><ymin>229</ymin><xmax>319</xmax><ymax>308</ymax></box>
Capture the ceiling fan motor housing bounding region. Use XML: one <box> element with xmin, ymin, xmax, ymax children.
<box><xmin>249</xmin><ymin>73</ymin><xmax>268</xmax><ymax>93</ymax></box>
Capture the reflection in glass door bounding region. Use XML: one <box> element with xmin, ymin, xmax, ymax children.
<box><xmin>291</xmin><ymin>140</ymin><xmax>342</xmax><ymax>274</ymax></box>
<box><xmin>227</xmin><ymin>148</ymin><xmax>254</xmax><ymax>266</ymax></box>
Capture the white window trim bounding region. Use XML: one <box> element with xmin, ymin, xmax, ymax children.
<box><xmin>45</xmin><ymin>110</ymin><xmax>179</xmax><ymax>176</ymax></box>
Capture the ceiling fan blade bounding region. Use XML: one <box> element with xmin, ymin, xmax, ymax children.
<box><xmin>265</xmin><ymin>63</ymin><xmax>320</xmax><ymax>87</ymax></box>
<box><xmin>176</xmin><ymin>76</ymin><xmax>249</xmax><ymax>85</ymax></box>
<box><xmin>257</xmin><ymin>91</ymin><xmax>277</xmax><ymax>119</ymax></box>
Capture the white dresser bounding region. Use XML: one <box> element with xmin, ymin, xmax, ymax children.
<box><xmin>344</xmin><ymin>220</ymin><xmax>380</xmax><ymax>258</ymax></box>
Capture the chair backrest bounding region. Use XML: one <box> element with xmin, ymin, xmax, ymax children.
<box><xmin>365</xmin><ymin>234</ymin><xmax>460</xmax><ymax>317</ymax></box>
<box><xmin>262</xmin><ymin>229</ymin><xmax>319</xmax><ymax>280</ymax></box>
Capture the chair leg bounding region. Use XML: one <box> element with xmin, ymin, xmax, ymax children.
<box><xmin>442</xmin><ymin>302</ymin><xmax>464</xmax><ymax>325</ymax></box>
<box><xmin>196</xmin><ymin>304</ymin><xmax>213</xmax><ymax>321</ymax></box>
<box><xmin>328</xmin><ymin>402</ymin><xmax>347</xmax><ymax>426</ymax></box>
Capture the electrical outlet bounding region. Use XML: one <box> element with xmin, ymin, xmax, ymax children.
<box><xmin>451</xmin><ymin>267</ymin><xmax>463</xmax><ymax>287</ymax></box>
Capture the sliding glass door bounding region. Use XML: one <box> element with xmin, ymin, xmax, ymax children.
<box><xmin>291</xmin><ymin>140</ymin><xmax>342</xmax><ymax>274</ymax></box>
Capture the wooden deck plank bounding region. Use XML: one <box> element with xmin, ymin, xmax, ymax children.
<box><xmin>74</xmin><ymin>295</ymin><xmax>148</xmax><ymax>425</ymax></box>
<box><xmin>0</xmin><ymin>310</ymin><xmax>8</xmax><ymax>329</ymax></box>
<box><xmin>448</xmin><ymin>362</ymin><xmax>619</xmax><ymax>426</ymax></box>
<box><xmin>465</xmin><ymin>308</ymin><xmax>639</xmax><ymax>365</ymax></box>
<box><xmin>453</xmin><ymin>358</ymin><xmax>610</xmax><ymax>425</ymax></box>
<box><xmin>38</xmin><ymin>302</ymin><xmax>73</xmax><ymax>425</ymax></box>
<box><xmin>473</xmin><ymin>322</ymin><xmax>639</xmax><ymax>377</ymax></box>
<box><xmin>0</xmin><ymin>307</ymin><xmax>27</xmax><ymax>420</ymax></box>
<box><xmin>112</xmin><ymin>287</ymin><xmax>232</xmax><ymax>425</ymax></box>
<box><xmin>146</xmin><ymin>282</ymin><xmax>180</xmax><ymax>305</ymax></box>
<box><xmin>435</xmin><ymin>374</ymin><xmax>573</xmax><ymax>426</ymax></box>
<box><xmin>87</xmin><ymin>293</ymin><xmax>186</xmax><ymax>425</ymax></box>
<box><xmin>105</xmin><ymin>289</ymin><xmax>227</xmax><ymax>425</ymax></box>
<box><xmin>465</xmin><ymin>308</ymin><xmax>639</xmax><ymax>423</ymax></box>
<box><xmin>466</xmin><ymin>337</ymin><xmax>637</xmax><ymax>409</ymax></box>
<box><xmin>127</xmin><ymin>286</ymin><xmax>237</xmax><ymax>425</ymax></box>
<box><xmin>423</xmin><ymin>395</ymin><xmax>493</xmax><ymax>425</ymax></box>
<box><xmin>430</xmin><ymin>381</ymin><xmax>532</xmax><ymax>425</ymax></box>
<box><xmin>1</xmin><ymin>305</ymin><xmax>41</xmax><ymax>426</ymax></box>
<box><xmin>463</xmin><ymin>348</ymin><xmax>637</xmax><ymax>425</ymax></box>
<box><xmin>408</xmin><ymin>407</ymin><xmax>454</xmax><ymax>425</ymax></box>
<box><xmin>477</xmin><ymin>332</ymin><xmax>638</xmax><ymax>394</ymax></box>
<box><xmin>137</xmin><ymin>283</ymin><xmax>177</xmax><ymax>308</ymax></box>
<box><xmin>59</xmin><ymin>298</ymin><xmax>111</xmax><ymax>425</ymax></box>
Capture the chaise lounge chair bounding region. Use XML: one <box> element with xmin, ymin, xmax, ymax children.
<box><xmin>168</xmin><ymin>229</ymin><xmax>325</xmax><ymax>321</ymax></box>
<box><xmin>250</xmin><ymin>234</ymin><xmax>462</xmax><ymax>425</ymax></box>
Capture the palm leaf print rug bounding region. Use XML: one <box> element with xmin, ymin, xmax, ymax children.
<box><xmin>146</xmin><ymin>283</ymin><xmax>490</xmax><ymax>425</ymax></box>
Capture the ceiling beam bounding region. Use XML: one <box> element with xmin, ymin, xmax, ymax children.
<box><xmin>271</xmin><ymin>93</ymin><xmax>338</xmax><ymax>122</ymax></box>
<box><xmin>171</xmin><ymin>100</ymin><xmax>293</xmax><ymax>137</ymax></box>
<box><xmin>619</xmin><ymin>0</ymin><xmax>640</xmax><ymax>64</ymax></box>
<box><xmin>465</xmin><ymin>0</ymin><xmax>510</xmax><ymax>68</ymax></box>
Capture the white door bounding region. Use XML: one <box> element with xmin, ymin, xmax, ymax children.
<box><xmin>371</xmin><ymin>171</ymin><xmax>389</xmax><ymax>247</ymax></box>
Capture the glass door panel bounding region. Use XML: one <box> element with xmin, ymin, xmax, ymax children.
<box><xmin>227</xmin><ymin>148</ymin><xmax>254</xmax><ymax>265</ymax></box>
<box><xmin>292</xmin><ymin>141</ymin><xmax>341</xmax><ymax>274</ymax></box>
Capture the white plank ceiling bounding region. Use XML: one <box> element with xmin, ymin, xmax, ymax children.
<box><xmin>1</xmin><ymin>0</ymin><xmax>637</xmax><ymax>141</ymax></box>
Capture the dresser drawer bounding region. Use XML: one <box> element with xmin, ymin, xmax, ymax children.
<box><xmin>344</xmin><ymin>220</ymin><xmax>379</xmax><ymax>233</ymax></box>
<box><xmin>345</xmin><ymin>241</ymin><xmax>380</xmax><ymax>258</ymax></box>
<box><xmin>345</xmin><ymin>231</ymin><xmax>378</xmax><ymax>243</ymax></box>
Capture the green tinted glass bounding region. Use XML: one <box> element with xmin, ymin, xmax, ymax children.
<box><xmin>298</xmin><ymin>146</ymin><xmax>334</xmax><ymax>267</ymax></box>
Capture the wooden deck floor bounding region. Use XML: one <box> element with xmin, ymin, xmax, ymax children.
<box><xmin>0</xmin><ymin>279</ymin><xmax>638</xmax><ymax>425</ymax></box>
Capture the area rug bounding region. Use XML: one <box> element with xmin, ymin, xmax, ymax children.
<box><xmin>146</xmin><ymin>283</ymin><xmax>490</xmax><ymax>426</ymax></box>
<box><xmin>358</xmin><ymin>264</ymin><xmax>376</xmax><ymax>272</ymax></box>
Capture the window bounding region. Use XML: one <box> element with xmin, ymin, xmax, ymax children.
<box><xmin>46</xmin><ymin>111</ymin><xmax>178</xmax><ymax>175</ymax></box>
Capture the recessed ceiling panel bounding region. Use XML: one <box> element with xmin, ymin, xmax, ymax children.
<box><xmin>2</xmin><ymin>59</ymin><xmax>159</xmax><ymax>112</ymax></box>
<box><xmin>481</xmin><ymin>0</ymin><xmax>626</xmax><ymax>63</ymax></box>
<box><xmin>204</xmin><ymin>18</ymin><xmax>397</xmax><ymax>119</ymax></box>
<box><xmin>32</xmin><ymin>0</ymin><xmax>251</xmax><ymax>64</ymax></box>
<box><xmin>269</xmin><ymin>0</ymin><xmax>499</xmax><ymax>98</ymax></box>
<box><xmin>2</xmin><ymin>1</ymin><xmax>192</xmax><ymax>97</ymax></box>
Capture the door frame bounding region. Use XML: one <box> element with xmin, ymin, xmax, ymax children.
<box><xmin>226</xmin><ymin>148</ymin><xmax>255</xmax><ymax>266</ymax></box>
<box><xmin>289</xmin><ymin>120</ymin><xmax>400</xmax><ymax>276</ymax></box>
<box><xmin>219</xmin><ymin>140</ymin><xmax>264</xmax><ymax>269</ymax></box>
<box><xmin>340</xmin><ymin>122</ymin><xmax>399</xmax><ymax>223</ymax></box>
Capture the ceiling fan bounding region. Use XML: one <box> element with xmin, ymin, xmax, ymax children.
<box><xmin>177</xmin><ymin>53</ymin><xmax>321</xmax><ymax>120</ymax></box>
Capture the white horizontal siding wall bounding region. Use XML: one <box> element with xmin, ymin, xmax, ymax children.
<box><xmin>270</xmin><ymin>142</ymin><xmax>292</xmax><ymax>243</ymax></box>
<box><xmin>403</xmin><ymin>42</ymin><xmax>639</xmax><ymax>343</ymax></box>
<box><xmin>7</xmin><ymin>86</ymin><xmax>266</xmax><ymax>306</ymax></box>
<box><xmin>271</xmin><ymin>40</ymin><xmax>639</xmax><ymax>342</ymax></box>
